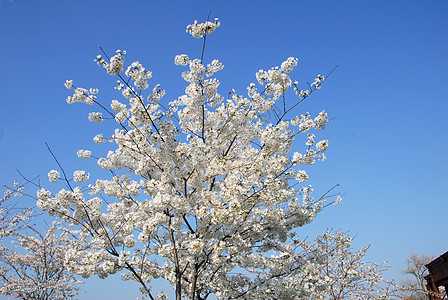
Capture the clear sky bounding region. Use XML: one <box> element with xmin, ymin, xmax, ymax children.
<box><xmin>0</xmin><ymin>0</ymin><xmax>447</xmax><ymax>299</ymax></box>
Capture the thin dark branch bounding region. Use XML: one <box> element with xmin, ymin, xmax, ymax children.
<box><xmin>276</xmin><ymin>65</ymin><xmax>339</xmax><ymax>125</ymax></box>
<box><xmin>45</xmin><ymin>142</ymin><xmax>73</xmax><ymax>191</ymax></box>
<box><xmin>200</xmin><ymin>11</ymin><xmax>212</xmax><ymax>64</ymax></box>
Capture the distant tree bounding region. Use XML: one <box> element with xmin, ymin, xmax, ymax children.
<box><xmin>398</xmin><ymin>253</ymin><xmax>446</xmax><ymax>300</ymax></box>
<box><xmin>301</xmin><ymin>230</ymin><xmax>394</xmax><ymax>299</ymax></box>
<box><xmin>0</xmin><ymin>182</ymin><xmax>83</xmax><ymax>300</ymax></box>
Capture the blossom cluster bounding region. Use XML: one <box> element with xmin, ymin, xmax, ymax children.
<box><xmin>94</xmin><ymin>50</ymin><xmax>126</xmax><ymax>75</ymax></box>
<box><xmin>186</xmin><ymin>18</ymin><xmax>220</xmax><ymax>38</ymax></box>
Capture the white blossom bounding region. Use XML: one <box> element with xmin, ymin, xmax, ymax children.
<box><xmin>280</xmin><ymin>57</ymin><xmax>298</xmax><ymax>73</ymax></box>
<box><xmin>174</xmin><ymin>54</ymin><xmax>189</xmax><ymax>66</ymax></box>
<box><xmin>314</xmin><ymin>110</ymin><xmax>329</xmax><ymax>130</ymax></box>
<box><xmin>107</xmin><ymin>50</ymin><xmax>126</xmax><ymax>75</ymax></box>
<box><xmin>88</xmin><ymin>112</ymin><xmax>103</xmax><ymax>123</ymax></box>
<box><xmin>296</xmin><ymin>170</ymin><xmax>309</xmax><ymax>183</ymax></box>
<box><xmin>306</xmin><ymin>133</ymin><xmax>316</xmax><ymax>146</ymax></box>
<box><xmin>186</xmin><ymin>19</ymin><xmax>220</xmax><ymax>38</ymax></box>
<box><xmin>64</xmin><ymin>79</ymin><xmax>73</xmax><ymax>89</ymax></box>
<box><xmin>311</xmin><ymin>74</ymin><xmax>325</xmax><ymax>89</ymax></box>
<box><xmin>77</xmin><ymin>149</ymin><xmax>91</xmax><ymax>159</ymax></box>
<box><xmin>73</xmin><ymin>170</ymin><xmax>89</xmax><ymax>183</ymax></box>
<box><xmin>299</xmin><ymin>117</ymin><xmax>314</xmax><ymax>132</ymax></box>
<box><xmin>334</xmin><ymin>196</ymin><xmax>342</xmax><ymax>205</ymax></box>
<box><xmin>93</xmin><ymin>133</ymin><xmax>106</xmax><ymax>144</ymax></box>
<box><xmin>316</xmin><ymin>140</ymin><xmax>329</xmax><ymax>152</ymax></box>
<box><xmin>48</xmin><ymin>170</ymin><xmax>60</xmax><ymax>183</ymax></box>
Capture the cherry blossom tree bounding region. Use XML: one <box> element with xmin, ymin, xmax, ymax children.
<box><xmin>0</xmin><ymin>182</ymin><xmax>32</xmax><ymax>241</ymax></box>
<box><xmin>0</xmin><ymin>182</ymin><xmax>83</xmax><ymax>299</ymax></box>
<box><xmin>35</xmin><ymin>18</ymin><xmax>392</xmax><ymax>299</ymax></box>
<box><xmin>301</xmin><ymin>230</ymin><xmax>395</xmax><ymax>299</ymax></box>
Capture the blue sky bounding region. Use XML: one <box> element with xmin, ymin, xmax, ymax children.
<box><xmin>0</xmin><ymin>0</ymin><xmax>447</xmax><ymax>299</ymax></box>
